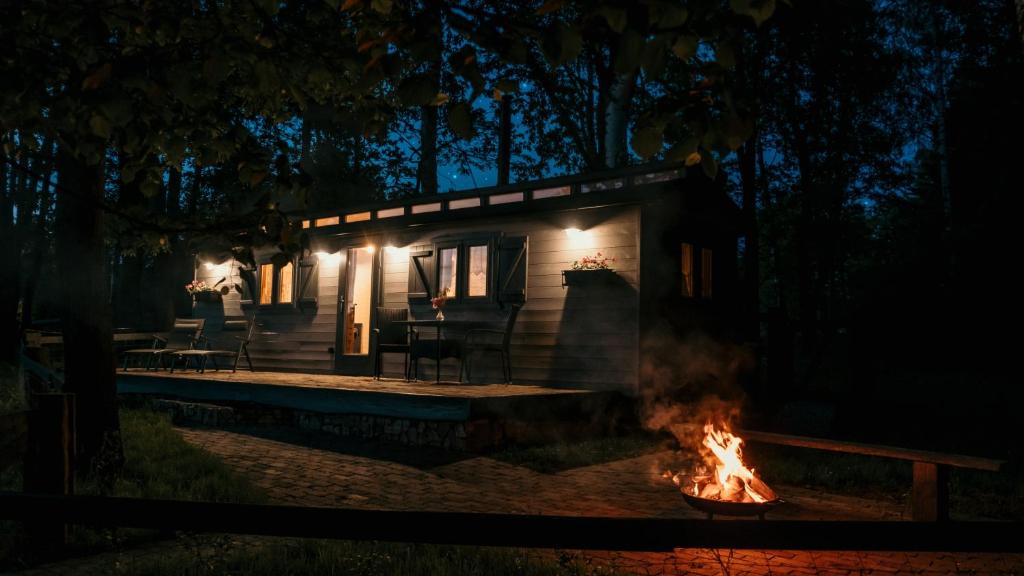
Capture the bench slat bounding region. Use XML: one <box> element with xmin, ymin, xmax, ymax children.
<box><xmin>737</xmin><ymin>429</ymin><xmax>1004</xmax><ymax>472</ymax></box>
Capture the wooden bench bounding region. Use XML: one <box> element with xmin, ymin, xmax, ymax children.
<box><xmin>737</xmin><ymin>429</ymin><xmax>1005</xmax><ymax>522</ymax></box>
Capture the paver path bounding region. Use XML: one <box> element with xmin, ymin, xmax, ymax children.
<box><xmin>174</xmin><ymin>426</ymin><xmax>1023</xmax><ymax>575</ymax></box>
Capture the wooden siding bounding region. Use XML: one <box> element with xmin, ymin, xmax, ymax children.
<box><xmin>192</xmin><ymin>258</ymin><xmax>338</xmax><ymax>373</ymax></box>
<box><xmin>378</xmin><ymin>206</ymin><xmax>640</xmax><ymax>394</ymax></box>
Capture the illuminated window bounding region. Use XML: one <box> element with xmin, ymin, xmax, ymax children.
<box><xmin>468</xmin><ymin>245</ymin><xmax>488</xmax><ymax>297</ymax></box>
<box><xmin>701</xmin><ymin>248</ymin><xmax>713</xmax><ymax>299</ymax></box>
<box><xmin>315</xmin><ymin>216</ymin><xmax>340</xmax><ymax>227</ymax></box>
<box><xmin>449</xmin><ymin>197</ymin><xmax>481</xmax><ymax>210</ymax></box>
<box><xmin>681</xmin><ymin>243</ymin><xmax>694</xmax><ymax>297</ymax></box>
<box><xmin>278</xmin><ymin>262</ymin><xmax>294</xmax><ymax>304</ymax></box>
<box><xmin>438</xmin><ymin>247</ymin><xmax>458</xmax><ymax>297</ymax></box>
<box><xmin>344</xmin><ymin>211</ymin><xmax>371</xmax><ymax>223</ymax></box>
<box><xmin>302</xmin><ymin>220</ymin><xmax>311</xmax><ymax>229</ymax></box>
<box><xmin>489</xmin><ymin>192</ymin><xmax>523</xmax><ymax>205</ymax></box>
<box><xmin>259</xmin><ymin>263</ymin><xmax>274</xmax><ymax>305</ymax></box>
<box><xmin>377</xmin><ymin>206</ymin><xmax>405</xmax><ymax>219</ymax></box>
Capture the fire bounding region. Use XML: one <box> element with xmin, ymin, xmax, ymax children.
<box><xmin>671</xmin><ymin>422</ymin><xmax>777</xmax><ymax>504</ymax></box>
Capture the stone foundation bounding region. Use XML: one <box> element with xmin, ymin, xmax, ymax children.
<box><xmin>146</xmin><ymin>398</ymin><xmax>500</xmax><ymax>451</ymax></box>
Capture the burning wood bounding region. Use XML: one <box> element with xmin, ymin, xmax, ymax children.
<box><xmin>671</xmin><ymin>423</ymin><xmax>777</xmax><ymax>504</ymax></box>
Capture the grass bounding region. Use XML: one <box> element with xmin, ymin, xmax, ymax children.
<box><xmin>490</xmin><ymin>433</ymin><xmax>669</xmax><ymax>474</ymax></box>
<box><xmin>744</xmin><ymin>444</ymin><xmax>1024</xmax><ymax>520</ymax></box>
<box><xmin>1</xmin><ymin>409</ymin><xmax>265</xmax><ymax>571</ymax></box>
<box><xmin>123</xmin><ymin>539</ymin><xmax>622</xmax><ymax>576</ymax></box>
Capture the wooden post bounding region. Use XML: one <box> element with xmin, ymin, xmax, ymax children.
<box><xmin>912</xmin><ymin>461</ymin><xmax>949</xmax><ymax>522</ymax></box>
<box><xmin>24</xmin><ymin>393</ymin><xmax>76</xmax><ymax>546</ymax></box>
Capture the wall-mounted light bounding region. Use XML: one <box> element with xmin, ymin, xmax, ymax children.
<box><xmin>564</xmin><ymin>227</ymin><xmax>594</xmax><ymax>250</ymax></box>
<box><xmin>314</xmin><ymin>251</ymin><xmax>342</xmax><ymax>265</ymax></box>
<box><xmin>564</xmin><ymin>228</ymin><xmax>582</xmax><ymax>238</ymax></box>
<box><xmin>364</xmin><ymin>245</ymin><xmax>376</xmax><ymax>254</ymax></box>
<box><xmin>204</xmin><ymin>262</ymin><xmax>216</xmax><ymax>270</ymax></box>
<box><xmin>384</xmin><ymin>245</ymin><xmax>407</xmax><ymax>256</ymax></box>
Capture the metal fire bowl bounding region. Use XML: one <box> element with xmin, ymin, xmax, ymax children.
<box><xmin>681</xmin><ymin>492</ymin><xmax>781</xmax><ymax>520</ymax></box>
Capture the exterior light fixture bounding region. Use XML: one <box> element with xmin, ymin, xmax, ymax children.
<box><xmin>564</xmin><ymin>228</ymin><xmax>582</xmax><ymax>238</ymax></box>
<box><xmin>364</xmin><ymin>245</ymin><xmax>376</xmax><ymax>254</ymax></box>
<box><xmin>204</xmin><ymin>262</ymin><xmax>216</xmax><ymax>270</ymax></box>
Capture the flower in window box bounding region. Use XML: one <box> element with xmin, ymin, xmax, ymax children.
<box><xmin>431</xmin><ymin>287</ymin><xmax>449</xmax><ymax>310</ymax></box>
<box><xmin>571</xmin><ymin>252</ymin><xmax>615</xmax><ymax>270</ymax></box>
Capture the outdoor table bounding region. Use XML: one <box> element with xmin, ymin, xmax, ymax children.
<box><xmin>393</xmin><ymin>319</ymin><xmax>485</xmax><ymax>383</ymax></box>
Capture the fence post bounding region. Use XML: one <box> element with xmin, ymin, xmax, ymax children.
<box><xmin>24</xmin><ymin>392</ymin><xmax>76</xmax><ymax>547</ymax></box>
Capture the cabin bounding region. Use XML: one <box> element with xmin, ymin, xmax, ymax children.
<box><xmin>189</xmin><ymin>163</ymin><xmax>742</xmax><ymax>396</ymax></box>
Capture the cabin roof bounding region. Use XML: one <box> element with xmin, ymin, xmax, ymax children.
<box><xmin>297</xmin><ymin>162</ymin><xmax>739</xmax><ymax>239</ymax></box>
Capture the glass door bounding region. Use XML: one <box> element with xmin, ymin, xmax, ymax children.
<box><xmin>334</xmin><ymin>245</ymin><xmax>378</xmax><ymax>374</ymax></box>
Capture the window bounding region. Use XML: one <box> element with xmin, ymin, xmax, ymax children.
<box><xmin>278</xmin><ymin>262</ymin><xmax>294</xmax><ymax>304</ymax></box>
<box><xmin>257</xmin><ymin>257</ymin><xmax>309</xmax><ymax>307</ymax></box>
<box><xmin>468</xmin><ymin>245</ymin><xmax>488</xmax><ymax>297</ymax></box>
<box><xmin>409</xmin><ymin>236</ymin><xmax>500</xmax><ymax>303</ymax></box>
<box><xmin>681</xmin><ymin>243</ymin><xmax>694</xmax><ymax>297</ymax></box>
<box><xmin>701</xmin><ymin>248</ymin><xmax>713</xmax><ymax>299</ymax></box>
<box><xmin>438</xmin><ymin>247</ymin><xmax>458</xmax><ymax>297</ymax></box>
<box><xmin>259</xmin><ymin>263</ymin><xmax>274</xmax><ymax>305</ymax></box>
<box><xmin>681</xmin><ymin>243</ymin><xmax>713</xmax><ymax>299</ymax></box>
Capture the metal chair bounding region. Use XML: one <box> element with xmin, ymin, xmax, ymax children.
<box><xmin>460</xmin><ymin>304</ymin><xmax>521</xmax><ymax>384</ymax></box>
<box><xmin>169</xmin><ymin>315</ymin><xmax>256</xmax><ymax>373</ymax></box>
<box><xmin>121</xmin><ymin>318</ymin><xmax>205</xmax><ymax>371</ymax></box>
<box><xmin>373</xmin><ymin>307</ymin><xmax>411</xmax><ymax>380</ymax></box>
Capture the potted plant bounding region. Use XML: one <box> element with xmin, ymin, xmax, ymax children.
<box><xmin>186</xmin><ymin>280</ymin><xmax>225</xmax><ymax>302</ymax></box>
<box><xmin>562</xmin><ymin>252</ymin><xmax>617</xmax><ymax>286</ymax></box>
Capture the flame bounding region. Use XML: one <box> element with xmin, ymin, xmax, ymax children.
<box><xmin>692</xmin><ymin>422</ymin><xmax>775</xmax><ymax>503</ymax></box>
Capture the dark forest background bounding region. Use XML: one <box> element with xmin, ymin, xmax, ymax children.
<box><xmin>2</xmin><ymin>0</ymin><xmax>1022</xmax><ymax>468</ymax></box>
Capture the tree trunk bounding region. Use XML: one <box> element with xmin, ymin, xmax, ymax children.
<box><xmin>0</xmin><ymin>146</ymin><xmax>17</xmax><ymax>363</ymax></box>
<box><xmin>55</xmin><ymin>147</ymin><xmax>121</xmax><ymax>474</ymax></box>
<box><xmin>604</xmin><ymin>71</ymin><xmax>637</xmax><ymax>169</ymax></box>
<box><xmin>419</xmin><ymin>103</ymin><xmax>438</xmax><ymax>195</ymax></box>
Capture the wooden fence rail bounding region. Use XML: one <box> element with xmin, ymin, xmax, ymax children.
<box><xmin>0</xmin><ymin>492</ymin><xmax>1021</xmax><ymax>552</ymax></box>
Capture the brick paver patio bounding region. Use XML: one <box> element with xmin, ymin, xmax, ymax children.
<box><xmin>170</xmin><ymin>426</ymin><xmax>1022</xmax><ymax>575</ymax></box>
<box><xmin>11</xmin><ymin>425</ymin><xmax>1020</xmax><ymax>575</ymax></box>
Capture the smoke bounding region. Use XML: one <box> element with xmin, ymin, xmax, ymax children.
<box><xmin>638</xmin><ymin>324</ymin><xmax>754</xmax><ymax>454</ymax></box>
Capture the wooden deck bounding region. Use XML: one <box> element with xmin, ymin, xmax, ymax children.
<box><xmin>117</xmin><ymin>370</ymin><xmax>613</xmax><ymax>422</ymax></box>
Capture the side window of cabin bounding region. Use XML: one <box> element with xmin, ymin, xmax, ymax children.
<box><xmin>681</xmin><ymin>242</ymin><xmax>713</xmax><ymax>299</ymax></box>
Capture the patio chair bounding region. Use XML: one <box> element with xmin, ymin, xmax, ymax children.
<box><xmin>372</xmin><ymin>307</ymin><xmax>411</xmax><ymax>380</ymax></box>
<box><xmin>169</xmin><ymin>315</ymin><xmax>256</xmax><ymax>373</ymax></box>
<box><xmin>121</xmin><ymin>318</ymin><xmax>205</xmax><ymax>371</ymax></box>
<box><xmin>460</xmin><ymin>304</ymin><xmax>521</xmax><ymax>384</ymax></box>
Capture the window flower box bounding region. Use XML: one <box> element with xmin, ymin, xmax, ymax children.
<box><xmin>561</xmin><ymin>268</ymin><xmax>619</xmax><ymax>287</ymax></box>
<box><xmin>193</xmin><ymin>290</ymin><xmax>223</xmax><ymax>303</ymax></box>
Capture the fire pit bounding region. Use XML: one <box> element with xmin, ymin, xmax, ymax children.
<box><xmin>669</xmin><ymin>424</ymin><xmax>781</xmax><ymax>520</ymax></box>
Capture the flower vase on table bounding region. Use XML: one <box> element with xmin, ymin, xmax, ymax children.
<box><xmin>431</xmin><ymin>288</ymin><xmax>449</xmax><ymax>322</ymax></box>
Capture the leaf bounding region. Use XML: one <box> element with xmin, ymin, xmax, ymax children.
<box><xmin>89</xmin><ymin>114</ymin><xmax>111</xmax><ymax>139</ymax></box>
<box><xmin>535</xmin><ymin>0</ymin><xmax>564</xmax><ymax>15</ymax></box>
<box><xmin>615</xmin><ymin>30</ymin><xmax>644</xmax><ymax>74</ymax></box>
<box><xmin>654</xmin><ymin>5</ymin><xmax>688</xmax><ymax>29</ymax></box>
<box><xmin>715</xmin><ymin>42</ymin><xmax>736</xmax><ymax>68</ymax></box>
<box><xmin>595</xmin><ymin>6</ymin><xmax>628</xmax><ymax>33</ymax></box>
<box><xmin>496</xmin><ymin>78</ymin><xmax>519</xmax><ymax>94</ymax></box>
<box><xmin>250</xmin><ymin>170</ymin><xmax>269</xmax><ymax>187</ymax></box>
<box><xmin>82</xmin><ymin>63</ymin><xmax>112</xmax><ymax>91</ymax></box>
<box><xmin>371</xmin><ymin>0</ymin><xmax>392</xmax><ymax>13</ymax></box>
<box><xmin>640</xmin><ymin>38</ymin><xmax>667</xmax><ymax>77</ymax></box>
<box><xmin>672</xmin><ymin>35</ymin><xmax>698</xmax><ymax>60</ymax></box>
<box><xmin>685</xmin><ymin>151</ymin><xmax>702</xmax><ymax>166</ymax></box>
<box><xmin>700</xmin><ymin>152</ymin><xmax>718</xmax><ymax>180</ymax></box>
<box><xmin>631</xmin><ymin>125</ymin><xmax>664</xmax><ymax>159</ymax></box>
<box><xmin>558</xmin><ymin>26</ymin><xmax>583</xmax><ymax>65</ymax></box>
<box><xmin>341</xmin><ymin>0</ymin><xmax>362</xmax><ymax>10</ymax></box>
<box><xmin>396</xmin><ymin>76</ymin><xmax>437</xmax><ymax>107</ymax></box>
<box><xmin>430</xmin><ymin>93</ymin><xmax>449</xmax><ymax>106</ymax></box>
<box><xmin>448</xmin><ymin>102</ymin><xmax>474</xmax><ymax>140</ymax></box>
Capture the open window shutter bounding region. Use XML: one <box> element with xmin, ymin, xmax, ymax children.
<box><xmin>497</xmin><ymin>235</ymin><xmax>528</xmax><ymax>304</ymax></box>
<box><xmin>238</xmin><ymin>264</ymin><xmax>257</xmax><ymax>306</ymax></box>
<box><xmin>407</xmin><ymin>245</ymin><xmax>435</xmax><ymax>301</ymax></box>
<box><xmin>297</xmin><ymin>256</ymin><xmax>320</xmax><ymax>309</ymax></box>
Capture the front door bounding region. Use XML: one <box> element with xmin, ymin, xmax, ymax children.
<box><xmin>334</xmin><ymin>245</ymin><xmax>378</xmax><ymax>375</ymax></box>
